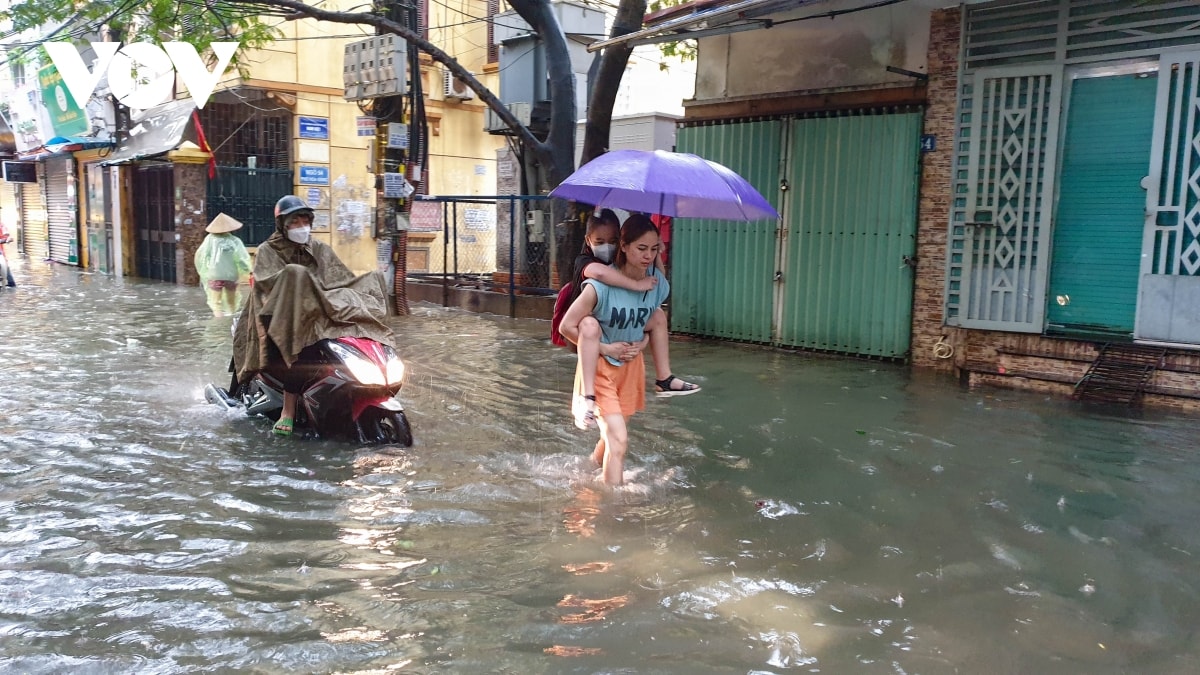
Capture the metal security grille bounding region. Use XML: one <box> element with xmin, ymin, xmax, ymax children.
<box><xmin>1134</xmin><ymin>51</ymin><xmax>1200</xmax><ymax>343</ymax></box>
<box><xmin>1144</xmin><ymin>54</ymin><xmax>1200</xmax><ymax>277</ymax></box>
<box><xmin>133</xmin><ymin>165</ymin><xmax>175</xmax><ymax>282</ymax></box>
<box><xmin>194</xmin><ymin>100</ymin><xmax>291</xmax><ymax>170</ymax></box>
<box><xmin>44</xmin><ymin>156</ymin><xmax>77</xmax><ymax>265</ymax></box>
<box><xmin>949</xmin><ymin>67</ymin><xmax>1062</xmax><ymax>330</ymax></box>
<box><xmin>965</xmin><ymin>0</ymin><xmax>1200</xmax><ymax>70</ymax></box>
<box><xmin>207</xmin><ymin>167</ymin><xmax>293</xmax><ymax>247</ymax></box>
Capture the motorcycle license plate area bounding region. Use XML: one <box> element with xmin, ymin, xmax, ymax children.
<box><xmin>376</xmin><ymin>398</ymin><xmax>404</xmax><ymax>411</ymax></box>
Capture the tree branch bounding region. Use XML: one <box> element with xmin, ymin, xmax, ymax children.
<box><xmin>229</xmin><ymin>0</ymin><xmax>547</xmax><ymax>158</ymax></box>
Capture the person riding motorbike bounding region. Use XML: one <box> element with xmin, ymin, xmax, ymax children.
<box><xmin>232</xmin><ymin>195</ymin><xmax>395</xmax><ymax>436</ymax></box>
<box><xmin>0</xmin><ymin>221</ymin><xmax>15</xmax><ymax>288</ymax></box>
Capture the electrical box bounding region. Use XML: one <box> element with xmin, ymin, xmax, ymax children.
<box><xmin>526</xmin><ymin>209</ymin><xmax>545</xmax><ymax>243</ymax></box>
<box><xmin>344</xmin><ymin>35</ymin><xmax>407</xmax><ymax>101</ymax></box>
<box><xmin>485</xmin><ymin>102</ymin><xmax>533</xmax><ymax>134</ymax></box>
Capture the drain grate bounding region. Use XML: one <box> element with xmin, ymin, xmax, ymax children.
<box><xmin>1073</xmin><ymin>343</ymin><xmax>1165</xmax><ymax>405</ymax></box>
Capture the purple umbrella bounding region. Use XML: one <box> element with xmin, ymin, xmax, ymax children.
<box><xmin>548</xmin><ymin>149</ymin><xmax>779</xmax><ymax>221</ymax></box>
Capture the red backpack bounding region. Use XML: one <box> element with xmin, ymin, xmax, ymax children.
<box><xmin>550</xmin><ymin>283</ymin><xmax>573</xmax><ymax>349</ymax></box>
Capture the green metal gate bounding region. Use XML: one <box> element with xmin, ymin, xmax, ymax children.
<box><xmin>672</xmin><ymin>121</ymin><xmax>780</xmax><ymax>342</ymax></box>
<box><xmin>675</xmin><ymin>111</ymin><xmax>922</xmax><ymax>357</ymax></box>
<box><xmin>780</xmin><ymin>112</ymin><xmax>921</xmax><ymax>356</ymax></box>
<box><xmin>207</xmin><ymin>167</ymin><xmax>293</xmax><ymax>246</ymax></box>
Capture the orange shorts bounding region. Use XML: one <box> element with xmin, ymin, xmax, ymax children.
<box><xmin>574</xmin><ymin>352</ymin><xmax>646</xmax><ymax>419</ymax></box>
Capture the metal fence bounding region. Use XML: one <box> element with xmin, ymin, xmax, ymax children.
<box><xmin>406</xmin><ymin>195</ymin><xmax>555</xmax><ymax>296</ymax></box>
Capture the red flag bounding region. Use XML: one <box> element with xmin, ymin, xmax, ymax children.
<box><xmin>192</xmin><ymin>110</ymin><xmax>217</xmax><ymax>179</ymax></box>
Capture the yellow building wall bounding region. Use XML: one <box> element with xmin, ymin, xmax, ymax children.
<box><xmin>215</xmin><ymin>0</ymin><xmax>503</xmax><ymax>275</ymax></box>
<box><xmin>413</xmin><ymin>1</ymin><xmax>504</xmax><ymax>274</ymax></box>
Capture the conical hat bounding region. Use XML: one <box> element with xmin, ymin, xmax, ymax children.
<box><xmin>206</xmin><ymin>212</ymin><xmax>244</xmax><ymax>234</ymax></box>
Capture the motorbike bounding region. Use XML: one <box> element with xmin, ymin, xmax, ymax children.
<box><xmin>205</xmin><ymin>335</ymin><xmax>413</xmax><ymax>446</ymax></box>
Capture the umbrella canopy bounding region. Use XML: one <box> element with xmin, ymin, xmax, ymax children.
<box><xmin>549</xmin><ymin>149</ymin><xmax>779</xmax><ymax>221</ymax></box>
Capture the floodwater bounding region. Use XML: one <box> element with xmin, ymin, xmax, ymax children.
<box><xmin>1</xmin><ymin>256</ymin><xmax>1199</xmax><ymax>674</ymax></box>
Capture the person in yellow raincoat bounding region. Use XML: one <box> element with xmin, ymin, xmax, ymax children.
<box><xmin>194</xmin><ymin>213</ymin><xmax>252</xmax><ymax>317</ymax></box>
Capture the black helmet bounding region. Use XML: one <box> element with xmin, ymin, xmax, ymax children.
<box><xmin>274</xmin><ymin>195</ymin><xmax>313</xmax><ymax>227</ymax></box>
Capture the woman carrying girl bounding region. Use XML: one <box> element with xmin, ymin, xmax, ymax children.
<box><xmin>560</xmin><ymin>210</ymin><xmax>699</xmax><ymax>430</ymax></box>
<box><xmin>559</xmin><ymin>215</ymin><xmax>683</xmax><ymax>486</ymax></box>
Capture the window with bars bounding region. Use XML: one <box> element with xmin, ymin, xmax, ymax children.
<box><xmin>194</xmin><ymin>101</ymin><xmax>292</xmax><ymax>170</ymax></box>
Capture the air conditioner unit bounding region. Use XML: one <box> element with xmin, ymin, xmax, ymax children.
<box><xmin>443</xmin><ymin>70</ymin><xmax>475</xmax><ymax>100</ymax></box>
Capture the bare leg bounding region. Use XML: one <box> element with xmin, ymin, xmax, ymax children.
<box><xmin>646</xmin><ymin>308</ymin><xmax>700</xmax><ymax>395</ymax></box>
<box><xmin>646</xmin><ymin>308</ymin><xmax>672</xmax><ymax>381</ymax></box>
<box><xmin>596</xmin><ymin>413</ymin><xmax>628</xmax><ymax>486</ymax></box>
<box><xmin>274</xmin><ymin>391</ymin><xmax>298</xmax><ymax>435</ymax></box>
<box><xmin>574</xmin><ymin>316</ymin><xmax>602</xmax><ymax>429</ymax></box>
<box><xmin>282</xmin><ymin>391</ymin><xmax>298</xmax><ymax>420</ymax></box>
<box><xmin>591</xmin><ymin>437</ymin><xmax>605</xmax><ymax>467</ymax></box>
<box><xmin>222</xmin><ymin>287</ymin><xmax>239</xmax><ymax>316</ymax></box>
<box><xmin>204</xmin><ymin>286</ymin><xmax>223</xmax><ymax>317</ymax></box>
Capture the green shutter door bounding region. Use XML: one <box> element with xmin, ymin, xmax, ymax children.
<box><xmin>673</xmin><ymin>121</ymin><xmax>781</xmax><ymax>342</ymax></box>
<box><xmin>1047</xmin><ymin>73</ymin><xmax>1156</xmax><ymax>335</ymax></box>
<box><xmin>779</xmin><ymin>113</ymin><xmax>922</xmax><ymax>357</ymax></box>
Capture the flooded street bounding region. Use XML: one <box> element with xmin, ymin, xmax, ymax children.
<box><xmin>2</xmin><ymin>257</ymin><xmax>1200</xmax><ymax>674</ymax></box>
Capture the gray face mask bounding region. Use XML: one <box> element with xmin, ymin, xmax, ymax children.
<box><xmin>592</xmin><ymin>243</ymin><xmax>616</xmax><ymax>263</ymax></box>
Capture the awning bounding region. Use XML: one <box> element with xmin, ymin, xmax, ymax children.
<box><xmin>101</xmin><ymin>99</ymin><xmax>197</xmax><ymax>165</ymax></box>
<box><xmin>44</xmin><ymin>135</ymin><xmax>114</xmax><ymax>154</ymax></box>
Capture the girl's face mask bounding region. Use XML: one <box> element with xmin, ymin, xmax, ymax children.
<box><xmin>286</xmin><ymin>226</ymin><xmax>311</xmax><ymax>244</ymax></box>
<box><xmin>591</xmin><ymin>243</ymin><xmax>616</xmax><ymax>263</ymax></box>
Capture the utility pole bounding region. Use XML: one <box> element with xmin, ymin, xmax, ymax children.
<box><xmin>371</xmin><ymin>0</ymin><xmax>418</xmax><ymax>315</ymax></box>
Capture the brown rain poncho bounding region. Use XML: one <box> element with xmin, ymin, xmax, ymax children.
<box><xmin>232</xmin><ymin>230</ymin><xmax>394</xmax><ymax>385</ymax></box>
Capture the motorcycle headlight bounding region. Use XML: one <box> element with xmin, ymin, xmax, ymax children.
<box><xmin>385</xmin><ymin>354</ymin><xmax>406</xmax><ymax>385</ymax></box>
<box><xmin>328</xmin><ymin>342</ymin><xmax>386</xmax><ymax>385</ymax></box>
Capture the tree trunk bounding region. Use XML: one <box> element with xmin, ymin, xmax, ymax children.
<box><xmin>580</xmin><ymin>0</ymin><xmax>647</xmax><ymax>167</ymax></box>
<box><xmin>562</xmin><ymin>0</ymin><xmax>648</xmax><ymax>284</ymax></box>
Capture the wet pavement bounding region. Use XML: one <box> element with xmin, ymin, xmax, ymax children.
<box><xmin>1</xmin><ymin>256</ymin><xmax>1199</xmax><ymax>674</ymax></box>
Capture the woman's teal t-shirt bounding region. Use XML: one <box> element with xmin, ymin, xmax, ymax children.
<box><xmin>583</xmin><ymin>267</ymin><xmax>670</xmax><ymax>366</ymax></box>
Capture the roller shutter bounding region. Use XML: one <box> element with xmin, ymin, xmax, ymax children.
<box><xmin>45</xmin><ymin>156</ymin><xmax>78</xmax><ymax>265</ymax></box>
<box><xmin>19</xmin><ymin>174</ymin><xmax>47</xmax><ymax>260</ymax></box>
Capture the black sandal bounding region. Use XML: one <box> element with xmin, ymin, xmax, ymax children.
<box><xmin>655</xmin><ymin>375</ymin><xmax>701</xmax><ymax>398</ymax></box>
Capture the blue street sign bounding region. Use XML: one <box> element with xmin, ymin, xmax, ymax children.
<box><xmin>920</xmin><ymin>134</ymin><xmax>936</xmax><ymax>153</ymax></box>
<box><xmin>298</xmin><ymin>116</ymin><xmax>329</xmax><ymax>140</ymax></box>
<box><xmin>298</xmin><ymin>165</ymin><xmax>330</xmax><ymax>185</ymax></box>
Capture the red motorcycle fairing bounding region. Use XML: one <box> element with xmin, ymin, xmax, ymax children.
<box><xmin>337</xmin><ymin>336</ymin><xmax>391</xmax><ymax>366</ymax></box>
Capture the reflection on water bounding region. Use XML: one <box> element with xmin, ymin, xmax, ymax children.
<box><xmin>2</xmin><ymin>257</ymin><xmax>1200</xmax><ymax>673</ymax></box>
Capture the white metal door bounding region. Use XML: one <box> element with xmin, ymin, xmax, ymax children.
<box><xmin>953</xmin><ymin>65</ymin><xmax>1063</xmax><ymax>332</ymax></box>
<box><xmin>1136</xmin><ymin>52</ymin><xmax>1200</xmax><ymax>344</ymax></box>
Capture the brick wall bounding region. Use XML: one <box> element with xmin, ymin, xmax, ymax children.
<box><xmin>174</xmin><ymin>162</ymin><xmax>208</xmax><ymax>286</ymax></box>
<box><xmin>911</xmin><ymin>6</ymin><xmax>961</xmax><ymax>371</ymax></box>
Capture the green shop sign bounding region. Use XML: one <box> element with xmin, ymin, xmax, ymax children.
<box><xmin>38</xmin><ymin>63</ymin><xmax>88</xmax><ymax>137</ymax></box>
